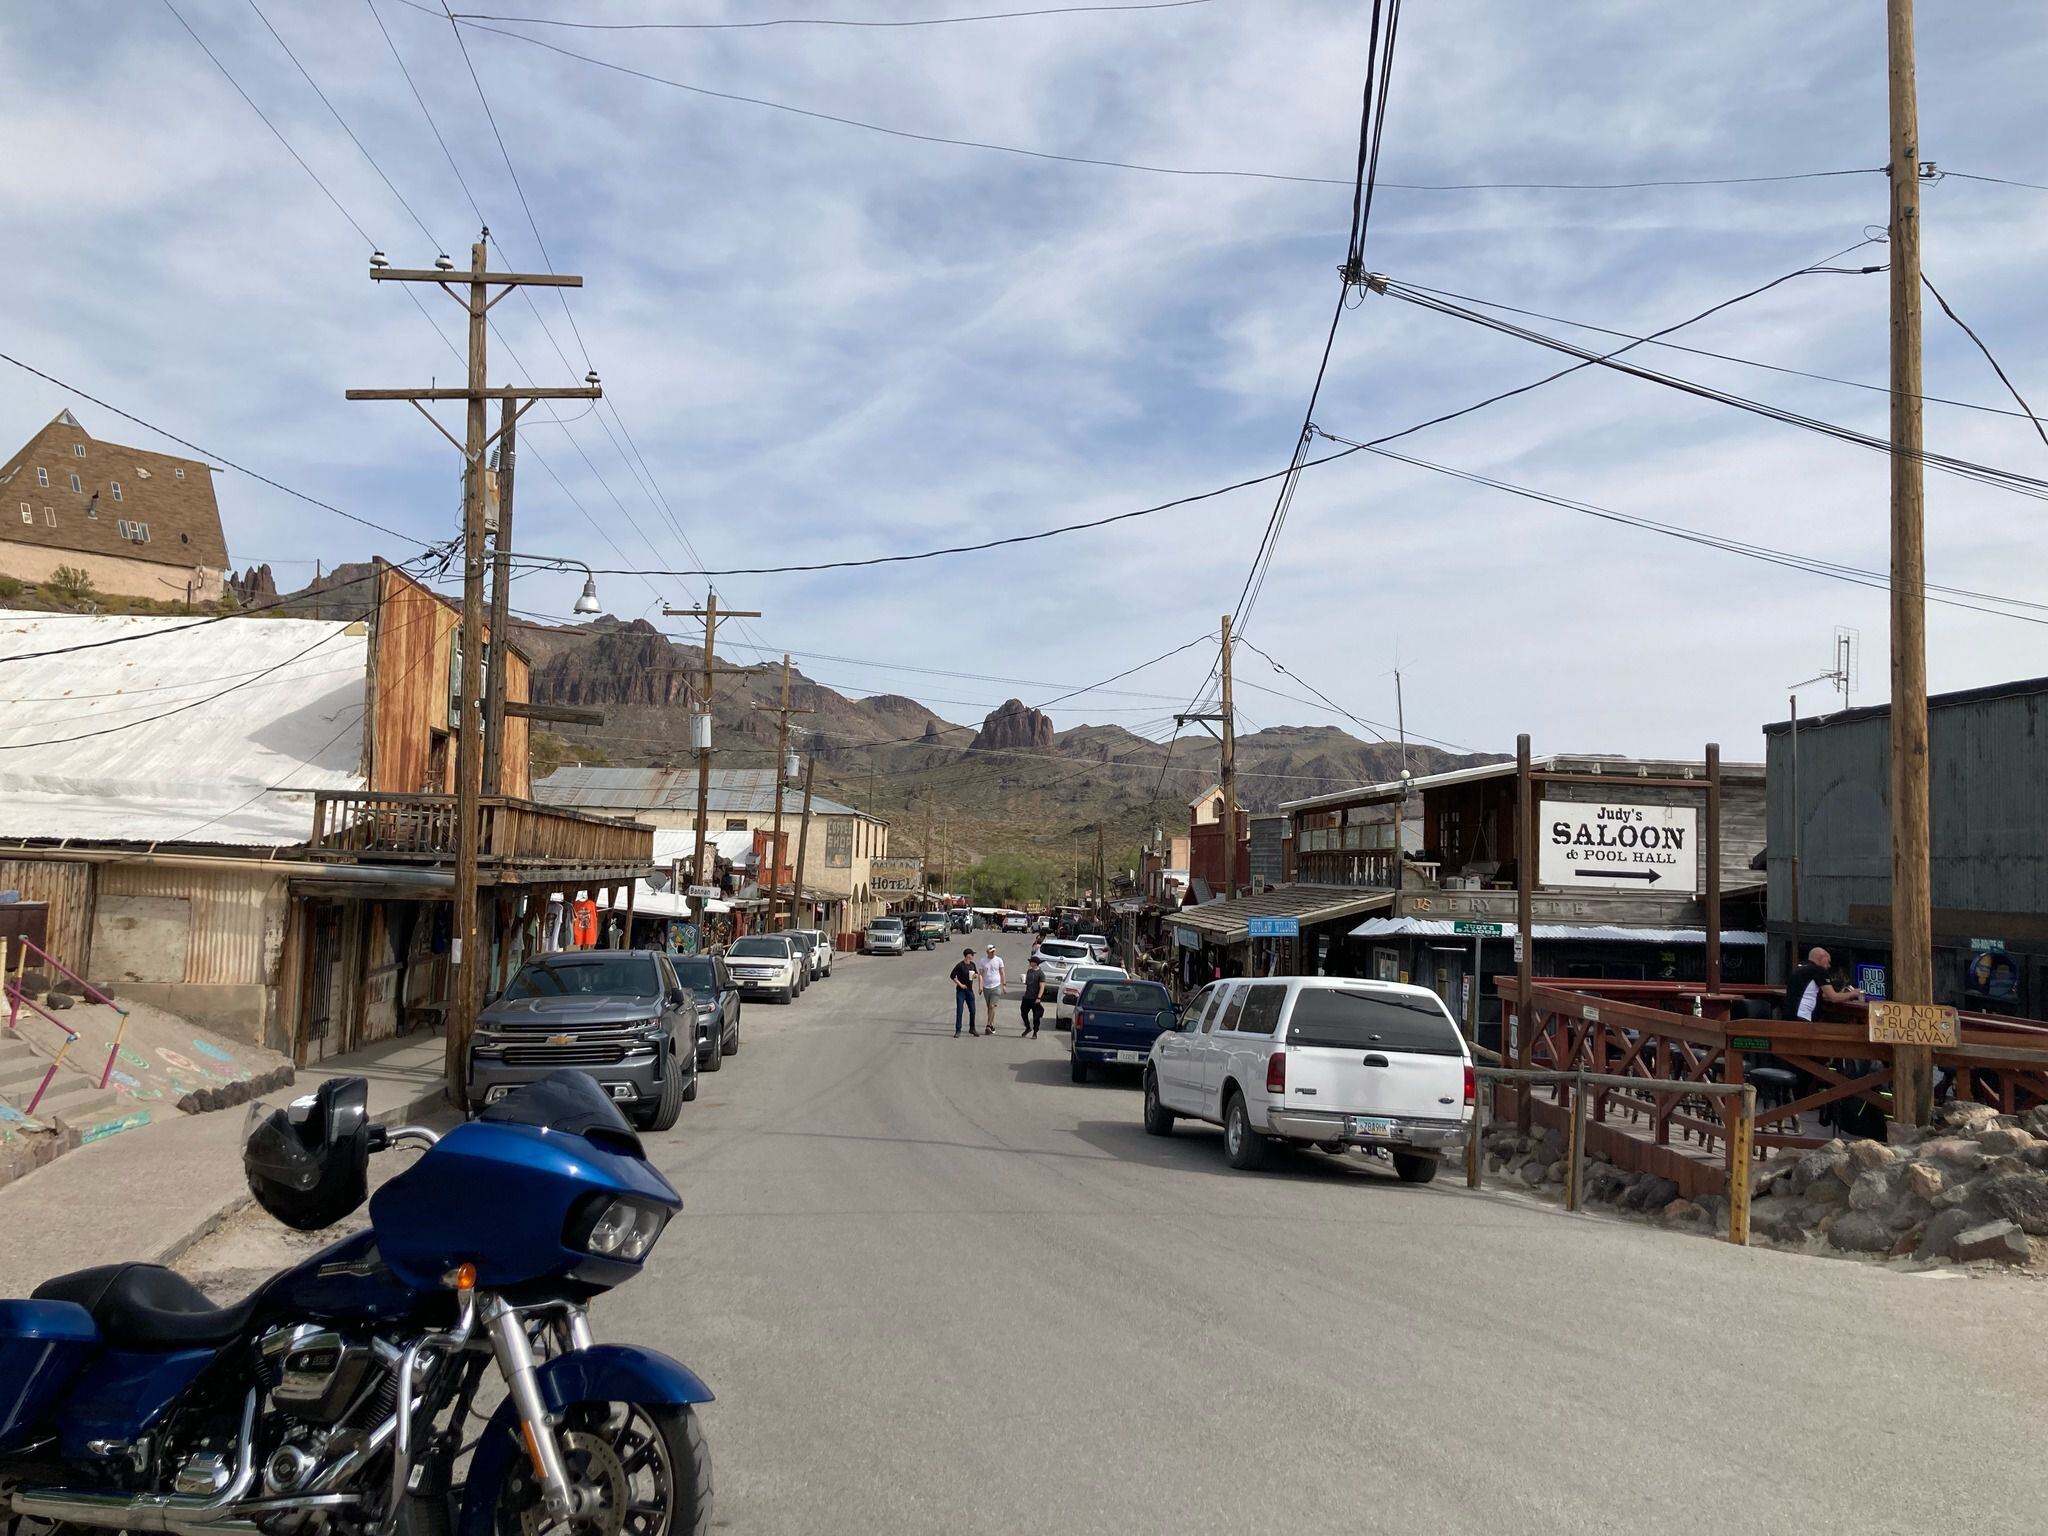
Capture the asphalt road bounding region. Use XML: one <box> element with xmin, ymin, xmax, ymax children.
<box><xmin>186</xmin><ymin>935</ymin><xmax>2047</xmax><ymax>1533</ymax></box>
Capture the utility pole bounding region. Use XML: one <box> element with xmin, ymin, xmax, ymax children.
<box><xmin>663</xmin><ymin>593</ymin><xmax>761</xmax><ymax>932</ymax></box>
<box><xmin>1887</xmin><ymin>0</ymin><xmax>1934</xmax><ymax>1128</ymax></box>
<box><xmin>753</xmin><ymin>654</ymin><xmax>812</xmax><ymax>927</ymax></box>
<box><xmin>480</xmin><ymin>396</ymin><xmax>516</xmax><ymax>798</ymax></box>
<box><xmin>349</xmin><ymin>237</ymin><xmax>599</xmax><ymax>1107</ymax></box>
<box><xmin>1219</xmin><ymin>613</ymin><xmax>1237</xmax><ymax>900</ymax></box>
<box><xmin>923</xmin><ymin>798</ymin><xmax>935</xmax><ymax>910</ymax></box>
<box><xmin>1096</xmin><ymin>822</ymin><xmax>1106</xmax><ymax>910</ymax></box>
<box><xmin>792</xmin><ymin>755</ymin><xmax>817</xmax><ymax>935</ymax></box>
<box><xmin>1393</xmin><ymin>664</ymin><xmax>1408</xmax><ymax>778</ymax></box>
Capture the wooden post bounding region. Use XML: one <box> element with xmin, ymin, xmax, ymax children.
<box><xmin>624</xmin><ymin>878</ymin><xmax>638</xmax><ymax>948</ymax></box>
<box><xmin>792</xmin><ymin>755</ymin><xmax>817</xmax><ymax>932</ymax></box>
<box><xmin>1219</xmin><ymin>613</ymin><xmax>1237</xmax><ymax>900</ymax></box>
<box><xmin>1566</xmin><ymin>1069</ymin><xmax>1588</xmax><ymax>1212</ymax></box>
<box><xmin>767</xmin><ymin>655</ymin><xmax>792</xmax><ymax>926</ymax></box>
<box><xmin>1466</xmin><ymin>1066</ymin><xmax>1486</xmax><ymax>1189</ymax></box>
<box><xmin>1887</xmin><ymin>0</ymin><xmax>1935</xmax><ymax>1129</ymax></box>
<box><xmin>1727</xmin><ymin>1084</ymin><xmax>1756</xmax><ymax>1245</ymax></box>
<box><xmin>1514</xmin><ymin>733</ymin><xmax>1534</xmax><ymax>1133</ymax></box>
<box><xmin>1704</xmin><ymin>742</ymin><xmax>1722</xmax><ymax>997</ymax></box>
<box><xmin>480</xmin><ymin>396</ymin><xmax>516</xmax><ymax>799</ymax></box>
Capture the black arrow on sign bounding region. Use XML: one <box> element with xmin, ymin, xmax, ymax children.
<box><xmin>1574</xmin><ymin>867</ymin><xmax>1662</xmax><ymax>883</ymax></box>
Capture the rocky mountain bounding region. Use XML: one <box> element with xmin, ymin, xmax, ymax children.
<box><xmin>970</xmin><ymin>700</ymin><xmax>1055</xmax><ymax>753</ymax></box>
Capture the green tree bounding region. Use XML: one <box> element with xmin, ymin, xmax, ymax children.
<box><xmin>46</xmin><ymin>565</ymin><xmax>96</xmax><ymax>603</ymax></box>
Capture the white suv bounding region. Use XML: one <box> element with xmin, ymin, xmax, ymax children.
<box><xmin>1032</xmin><ymin>938</ymin><xmax>1094</xmax><ymax>995</ymax></box>
<box><xmin>1144</xmin><ymin>976</ymin><xmax>1472</xmax><ymax>1181</ymax></box>
<box><xmin>726</xmin><ymin>934</ymin><xmax>805</xmax><ymax>1004</ymax></box>
<box><xmin>796</xmin><ymin>928</ymin><xmax>833</xmax><ymax>979</ymax></box>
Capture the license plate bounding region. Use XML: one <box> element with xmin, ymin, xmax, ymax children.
<box><xmin>1351</xmin><ymin>1116</ymin><xmax>1394</xmax><ymax>1138</ymax></box>
<box><xmin>1115</xmin><ymin>1050</ymin><xmax>1143</xmax><ymax>1064</ymax></box>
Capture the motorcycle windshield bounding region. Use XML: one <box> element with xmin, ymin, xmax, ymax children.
<box><xmin>476</xmin><ymin>1069</ymin><xmax>642</xmax><ymax>1150</ymax></box>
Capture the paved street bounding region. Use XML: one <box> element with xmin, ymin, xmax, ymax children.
<box><xmin>161</xmin><ymin>934</ymin><xmax>2047</xmax><ymax>1534</ymax></box>
<box><xmin>455</xmin><ymin>935</ymin><xmax>2032</xmax><ymax>1535</ymax></box>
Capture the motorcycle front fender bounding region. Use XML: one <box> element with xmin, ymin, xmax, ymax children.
<box><xmin>456</xmin><ymin>1345</ymin><xmax>714</xmax><ymax>1536</ymax></box>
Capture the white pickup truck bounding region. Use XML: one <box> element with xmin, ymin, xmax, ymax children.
<box><xmin>1143</xmin><ymin>976</ymin><xmax>1473</xmax><ymax>1180</ymax></box>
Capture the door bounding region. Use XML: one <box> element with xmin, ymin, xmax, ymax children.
<box><xmin>1155</xmin><ymin>983</ymin><xmax>1217</xmax><ymax>1110</ymax></box>
<box><xmin>299</xmin><ymin>902</ymin><xmax>344</xmax><ymax>1065</ymax></box>
<box><xmin>1279</xmin><ymin>984</ymin><xmax>1467</xmax><ymax>1121</ymax></box>
<box><xmin>1196</xmin><ymin>983</ymin><xmax>1251</xmax><ymax>1108</ymax></box>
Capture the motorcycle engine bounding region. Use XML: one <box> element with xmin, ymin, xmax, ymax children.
<box><xmin>258</xmin><ymin>1325</ymin><xmax>380</xmax><ymax>1424</ymax></box>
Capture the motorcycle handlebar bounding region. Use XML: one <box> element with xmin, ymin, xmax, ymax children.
<box><xmin>367</xmin><ymin>1124</ymin><xmax>441</xmax><ymax>1154</ymax></box>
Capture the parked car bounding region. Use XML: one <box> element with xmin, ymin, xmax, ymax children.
<box><xmin>787</xmin><ymin>928</ymin><xmax>822</xmax><ymax>979</ymax></box>
<box><xmin>915</xmin><ymin>912</ymin><xmax>950</xmax><ymax>948</ymax></box>
<box><xmin>796</xmin><ymin>927</ymin><xmax>834</xmax><ymax>978</ymax></box>
<box><xmin>668</xmin><ymin>952</ymin><xmax>741</xmax><ymax>1070</ymax></box>
<box><xmin>727</xmin><ymin>933</ymin><xmax>806</xmax><ymax>1002</ymax></box>
<box><xmin>1033</xmin><ymin>937</ymin><xmax>1095</xmax><ymax>997</ymax></box>
<box><xmin>904</xmin><ymin>917</ymin><xmax>936</xmax><ymax>951</ymax></box>
<box><xmin>1001</xmin><ymin>912</ymin><xmax>1030</xmax><ymax>933</ymax></box>
<box><xmin>468</xmin><ymin>950</ymin><xmax>698</xmax><ymax>1130</ymax></box>
<box><xmin>950</xmin><ymin>909</ymin><xmax>974</xmax><ymax>933</ymax></box>
<box><xmin>1070</xmin><ymin>977</ymin><xmax>1176</xmax><ymax>1083</ymax></box>
<box><xmin>863</xmin><ymin>916</ymin><xmax>907</xmax><ymax>955</ymax></box>
<box><xmin>1144</xmin><ymin>977</ymin><xmax>1473</xmax><ymax>1180</ymax></box>
<box><xmin>1077</xmin><ymin>933</ymin><xmax>1111</xmax><ymax>963</ymax></box>
<box><xmin>1033</xmin><ymin>915</ymin><xmax>1052</xmax><ymax>935</ymax></box>
<box><xmin>1053</xmin><ymin>963</ymin><xmax>1127</xmax><ymax>1028</ymax></box>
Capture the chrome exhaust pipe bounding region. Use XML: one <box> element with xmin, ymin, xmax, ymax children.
<box><xmin>10</xmin><ymin>1391</ymin><xmax>259</xmax><ymax>1533</ymax></box>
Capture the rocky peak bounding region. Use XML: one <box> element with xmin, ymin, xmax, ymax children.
<box><xmin>531</xmin><ymin>620</ymin><xmax>694</xmax><ymax>708</ymax></box>
<box><xmin>971</xmin><ymin>699</ymin><xmax>1053</xmax><ymax>753</ymax></box>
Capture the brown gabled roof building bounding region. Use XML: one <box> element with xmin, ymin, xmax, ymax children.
<box><xmin>0</xmin><ymin>409</ymin><xmax>231</xmax><ymax>601</ymax></box>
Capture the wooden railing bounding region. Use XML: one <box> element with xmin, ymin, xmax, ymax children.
<box><xmin>1506</xmin><ymin>981</ymin><xmax>2048</xmax><ymax>1159</ymax></box>
<box><xmin>310</xmin><ymin>791</ymin><xmax>651</xmax><ymax>866</ymax></box>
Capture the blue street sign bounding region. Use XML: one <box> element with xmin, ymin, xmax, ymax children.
<box><xmin>1247</xmin><ymin>916</ymin><xmax>1299</xmax><ymax>938</ymax></box>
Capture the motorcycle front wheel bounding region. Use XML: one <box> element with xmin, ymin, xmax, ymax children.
<box><xmin>493</xmin><ymin>1400</ymin><xmax>711</xmax><ymax>1536</ymax></box>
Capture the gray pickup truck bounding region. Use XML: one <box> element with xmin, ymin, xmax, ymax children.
<box><xmin>467</xmin><ymin>950</ymin><xmax>700</xmax><ymax>1131</ymax></box>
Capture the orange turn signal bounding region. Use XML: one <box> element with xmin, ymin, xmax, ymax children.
<box><xmin>444</xmin><ymin>1263</ymin><xmax>477</xmax><ymax>1291</ymax></box>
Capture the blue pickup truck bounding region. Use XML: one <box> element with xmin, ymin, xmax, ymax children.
<box><xmin>1070</xmin><ymin>978</ymin><xmax>1175</xmax><ymax>1083</ymax></box>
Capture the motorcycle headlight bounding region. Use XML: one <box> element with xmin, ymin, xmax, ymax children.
<box><xmin>575</xmin><ymin>1197</ymin><xmax>669</xmax><ymax>1262</ymax></box>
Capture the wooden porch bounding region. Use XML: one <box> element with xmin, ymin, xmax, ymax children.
<box><xmin>308</xmin><ymin>790</ymin><xmax>653</xmax><ymax>871</ymax></box>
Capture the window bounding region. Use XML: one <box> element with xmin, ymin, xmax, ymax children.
<box><xmin>1215</xmin><ymin>985</ymin><xmax>1249</xmax><ymax>1035</ymax></box>
<box><xmin>724</xmin><ymin>818</ymin><xmax>747</xmax><ymax>832</ymax></box>
<box><xmin>173</xmin><ymin>467</ymin><xmax>185</xmax><ymax>480</ymax></box>
<box><xmin>71</xmin><ymin>444</ymin><xmax>85</xmax><ymax>458</ymax></box>
<box><xmin>34</xmin><ymin>468</ymin><xmax>47</xmax><ymax>488</ymax></box>
<box><xmin>18</xmin><ymin>505</ymin><xmax>30</xmax><ymax>525</ymax></box>
<box><xmin>179</xmin><ymin>532</ymin><xmax>189</xmax><ymax>543</ymax></box>
<box><xmin>1283</xmin><ymin>987</ymin><xmax>1463</xmax><ymax>1055</ymax></box>
<box><xmin>109</xmin><ymin>481</ymin><xmax>122</xmax><ymax>502</ymax></box>
<box><xmin>67</xmin><ymin>474</ymin><xmax>81</xmax><ymax>493</ymax></box>
<box><xmin>504</xmin><ymin>955</ymin><xmax>661</xmax><ymax>1000</ymax></box>
<box><xmin>1233</xmin><ymin>982</ymin><xmax>1286</xmax><ymax>1036</ymax></box>
<box><xmin>42</xmin><ymin>508</ymin><xmax>54</xmax><ymax>527</ymax></box>
<box><xmin>116</xmin><ymin>519</ymin><xmax>131</xmax><ymax>537</ymax></box>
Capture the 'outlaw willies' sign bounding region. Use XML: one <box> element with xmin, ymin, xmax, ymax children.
<box><xmin>1537</xmin><ymin>801</ymin><xmax>1698</xmax><ymax>894</ymax></box>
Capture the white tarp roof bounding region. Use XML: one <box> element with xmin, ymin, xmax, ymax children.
<box><xmin>0</xmin><ymin>610</ymin><xmax>367</xmax><ymax>847</ymax></box>
<box><xmin>1349</xmin><ymin>917</ymin><xmax>1766</xmax><ymax>945</ymax></box>
<box><xmin>650</xmin><ymin>828</ymin><xmax>756</xmax><ymax>867</ymax></box>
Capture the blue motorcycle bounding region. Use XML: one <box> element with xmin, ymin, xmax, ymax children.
<box><xmin>0</xmin><ymin>1071</ymin><xmax>712</xmax><ymax>1536</ymax></box>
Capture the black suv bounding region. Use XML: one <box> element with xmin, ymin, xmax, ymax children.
<box><xmin>468</xmin><ymin>950</ymin><xmax>699</xmax><ymax>1131</ymax></box>
<box><xmin>667</xmin><ymin>952</ymin><xmax>742</xmax><ymax>1070</ymax></box>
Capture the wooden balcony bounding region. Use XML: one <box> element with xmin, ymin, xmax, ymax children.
<box><xmin>309</xmin><ymin>791</ymin><xmax>652</xmax><ymax>870</ymax></box>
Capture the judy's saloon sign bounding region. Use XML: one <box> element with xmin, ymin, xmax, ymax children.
<box><xmin>1537</xmin><ymin>801</ymin><xmax>1698</xmax><ymax>894</ymax></box>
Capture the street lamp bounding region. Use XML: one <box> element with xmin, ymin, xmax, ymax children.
<box><xmin>508</xmin><ymin>553</ymin><xmax>605</xmax><ymax>616</ymax></box>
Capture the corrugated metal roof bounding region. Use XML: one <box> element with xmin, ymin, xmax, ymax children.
<box><xmin>534</xmin><ymin>765</ymin><xmax>862</xmax><ymax>818</ymax></box>
<box><xmin>1349</xmin><ymin>917</ymin><xmax>1766</xmax><ymax>945</ymax></box>
<box><xmin>0</xmin><ymin>609</ymin><xmax>367</xmax><ymax>847</ymax></box>
<box><xmin>1172</xmin><ymin>885</ymin><xmax>1393</xmax><ymax>943</ymax></box>
<box><xmin>1278</xmin><ymin>753</ymin><xmax>1764</xmax><ymax>814</ymax></box>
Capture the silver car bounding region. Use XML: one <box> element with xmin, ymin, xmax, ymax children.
<box><xmin>863</xmin><ymin>917</ymin><xmax>906</xmax><ymax>955</ymax></box>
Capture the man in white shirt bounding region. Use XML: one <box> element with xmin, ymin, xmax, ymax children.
<box><xmin>978</xmin><ymin>944</ymin><xmax>1007</xmax><ymax>1032</ymax></box>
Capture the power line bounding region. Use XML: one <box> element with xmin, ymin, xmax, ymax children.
<box><xmin>449</xmin><ymin>0</ymin><xmax>1216</xmax><ymax>29</ymax></box>
<box><xmin>1920</xmin><ymin>272</ymin><xmax>2048</xmax><ymax>451</ymax></box>
<box><xmin>365</xmin><ymin>0</ymin><xmax>489</xmax><ymax>228</ymax></box>
<box><xmin>1941</xmin><ymin>170</ymin><xmax>2048</xmax><ymax>193</ymax></box>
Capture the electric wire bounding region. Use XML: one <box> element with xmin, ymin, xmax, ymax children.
<box><xmin>449</xmin><ymin>1</ymin><xmax>1216</xmax><ymax>29</ymax></box>
<box><xmin>1920</xmin><ymin>273</ymin><xmax>2048</xmax><ymax>451</ymax></box>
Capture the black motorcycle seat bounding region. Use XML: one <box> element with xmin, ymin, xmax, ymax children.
<box><xmin>33</xmin><ymin>1262</ymin><xmax>257</xmax><ymax>1350</ymax></box>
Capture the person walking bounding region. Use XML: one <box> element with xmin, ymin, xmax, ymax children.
<box><xmin>979</xmin><ymin>943</ymin><xmax>1007</xmax><ymax>1034</ymax></box>
<box><xmin>1020</xmin><ymin>954</ymin><xmax>1046</xmax><ymax>1038</ymax></box>
<box><xmin>950</xmin><ymin>947</ymin><xmax>980</xmax><ymax>1036</ymax></box>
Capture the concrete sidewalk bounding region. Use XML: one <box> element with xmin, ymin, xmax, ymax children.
<box><xmin>0</xmin><ymin>1032</ymin><xmax>450</xmax><ymax>1298</ymax></box>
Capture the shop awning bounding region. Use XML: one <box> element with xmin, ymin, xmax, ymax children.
<box><xmin>1173</xmin><ymin>886</ymin><xmax>1393</xmax><ymax>946</ymax></box>
<box><xmin>1349</xmin><ymin>917</ymin><xmax>1766</xmax><ymax>945</ymax></box>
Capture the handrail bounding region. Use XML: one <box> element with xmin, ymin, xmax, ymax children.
<box><xmin>4</xmin><ymin>939</ymin><xmax>83</xmax><ymax>1117</ymax></box>
<box><xmin>1471</xmin><ymin>1065</ymin><xmax>1754</xmax><ymax>1245</ymax></box>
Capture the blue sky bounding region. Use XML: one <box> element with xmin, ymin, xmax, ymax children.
<box><xmin>4</xmin><ymin>0</ymin><xmax>2045</xmax><ymax>765</ymax></box>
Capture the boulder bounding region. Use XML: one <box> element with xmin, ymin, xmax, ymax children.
<box><xmin>1949</xmin><ymin>1219</ymin><xmax>2031</xmax><ymax>1266</ymax></box>
<box><xmin>1485</xmin><ymin>1154</ymin><xmax>1506</xmax><ymax>1175</ymax></box>
<box><xmin>1979</xmin><ymin>1172</ymin><xmax>2048</xmax><ymax>1236</ymax></box>
<box><xmin>1803</xmin><ymin>1173</ymin><xmax>1849</xmax><ymax>1207</ymax></box>
<box><xmin>1891</xmin><ymin>1224</ymin><xmax>1926</xmax><ymax>1257</ymax></box>
<box><xmin>1749</xmin><ymin>1197</ymin><xmax>1805</xmax><ymax>1243</ymax></box>
<box><xmin>1661</xmin><ymin>1199</ymin><xmax>1706</xmax><ymax>1225</ymax></box>
<box><xmin>1583</xmin><ymin>1165</ymin><xmax>1631</xmax><ymax>1204</ymax></box>
<box><xmin>1905</xmin><ymin>1162</ymin><xmax>1945</xmax><ymax>1203</ymax></box>
<box><xmin>1518</xmin><ymin>1161</ymin><xmax>1548</xmax><ymax>1189</ymax></box>
<box><xmin>1917</xmin><ymin>1137</ymin><xmax>1991</xmax><ymax>1170</ymax></box>
<box><xmin>42</xmin><ymin>991</ymin><xmax>74</xmax><ymax>1011</ymax></box>
<box><xmin>1931</xmin><ymin>1183</ymin><xmax>1974</xmax><ymax>1211</ymax></box>
<box><xmin>2020</xmin><ymin>1105</ymin><xmax>2048</xmax><ymax>1140</ymax></box>
<box><xmin>1847</xmin><ymin>1170</ymin><xmax>1893</xmax><ymax>1211</ymax></box>
<box><xmin>1847</xmin><ymin>1138</ymin><xmax>1896</xmax><ymax>1169</ymax></box>
<box><xmin>1934</xmin><ymin>1101</ymin><xmax>2000</xmax><ymax>1132</ymax></box>
<box><xmin>1975</xmin><ymin>1127</ymin><xmax>2037</xmax><ymax>1157</ymax></box>
<box><xmin>1789</xmin><ymin>1143</ymin><xmax>1850</xmax><ymax>1195</ymax></box>
<box><xmin>1623</xmin><ymin>1175</ymin><xmax>1680</xmax><ymax>1213</ymax></box>
<box><xmin>1544</xmin><ymin>1159</ymin><xmax>1568</xmax><ymax>1185</ymax></box>
<box><xmin>1826</xmin><ymin>1212</ymin><xmax>1893</xmax><ymax>1254</ymax></box>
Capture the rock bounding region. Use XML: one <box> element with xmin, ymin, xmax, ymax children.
<box><xmin>1847</xmin><ymin>1138</ymin><xmax>1895</xmax><ymax>1169</ymax></box>
<box><xmin>1545</xmin><ymin>1159</ymin><xmax>1568</xmax><ymax>1185</ymax></box>
<box><xmin>1518</xmin><ymin>1161</ymin><xmax>1548</xmax><ymax>1188</ymax></box>
<box><xmin>1891</xmin><ymin>1225</ymin><xmax>1925</xmax><ymax>1257</ymax></box>
<box><xmin>1887</xmin><ymin>1124</ymin><xmax>1930</xmax><ymax>1150</ymax></box>
<box><xmin>1917</xmin><ymin>1137</ymin><xmax>1991</xmax><ymax>1170</ymax></box>
<box><xmin>1976</xmin><ymin>1127</ymin><xmax>2037</xmax><ymax>1156</ymax></box>
<box><xmin>1931</xmin><ymin>1183</ymin><xmax>1974</xmax><ymax>1211</ymax></box>
<box><xmin>1749</xmin><ymin>1196</ymin><xmax>1804</xmax><ymax>1243</ymax></box>
<box><xmin>1847</xmin><ymin>1170</ymin><xmax>1893</xmax><ymax>1211</ymax></box>
<box><xmin>1934</xmin><ymin>1100</ymin><xmax>2000</xmax><ymax>1132</ymax></box>
<box><xmin>2020</xmin><ymin>1105</ymin><xmax>2048</xmax><ymax>1140</ymax></box>
<box><xmin>1905</xmin><ymin>1162</ymin><xmax>1945</xmax><ymax>1202</ymax></box>
<box><xmin>20</xmin><ymin>970</ymin><xmax>49</xmax><ymax>994</ymax></box>
<box><xmin>1803</xmin><ymin>1173</ymin><xmax>1849</xmax><ymax>1206</ymax></box>
<box><xmin>969</xmin><ymin>699</ymin><xmax>1055</xmax><ymax>753</ymax></box>
<box><xmin>50</xmin><ymin>976</ymin><xmax>83</xmax><ymax>996</ymax></box>
<box><xmin>1485</xmin><ymin>1154</ymin><xmax>1506</xmax><ymax>1175</ymax></box>
<box><xmin>41</xmin><ymin>991</ymin><xmax>74</xmax><ymax>1011</ymax></box>
<box><xmin>1979</xmin><ymin>1172</ymin><xmax>2048</xmax><ymax>1236</ymax></box>
<box><xmin>1662</xmin><ymin>1199</ymin><xmax>1705</xmax><ymax>1224</ymax></box>
<box><xmin>1623</xmin><ymin>1175</ymin><xmax>1680</xmax><ymax>1213</ymax></box>
<box><xmin>1584</xmin><ymin>1165</ymin><xmax>1631</xmax><ymax>1204</ymax></box>
<box><xmin>1916</xmin><ymin>1206</ymin><xmax>1978</xmax><ymax>1260</ymax></box>
<box><xmin>1789</xmin><ymin>1143</ymin><xmax>1850</xmax><ymax>1195</ymax></box>
<box><xmin>1949</xmin><ymin>1219</ymin><xmax>2031</xmax><ymax>1265</ymax></box>
<box><xmin>1826</xmin><ymin>1212</ymin><xmax>1893</xmax><ymax>1253</ymax></box>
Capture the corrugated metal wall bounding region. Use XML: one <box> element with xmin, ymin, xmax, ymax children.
<box><xmin>0</xmin><ymin>858</ymin><xmax>93</xmax><ymax>974</ymax></box>
<box><xmin>96</xmin><ymin>864</ymin><xmax>283</xmax><ymax>984</ymax></box>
